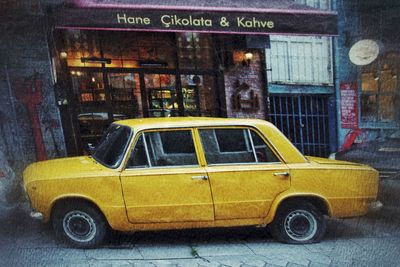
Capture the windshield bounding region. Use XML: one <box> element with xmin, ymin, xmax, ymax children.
<box><xmin>92</xmin><ymin>124</ymin><xmax>132</xmax><ymax>168</ymax></box>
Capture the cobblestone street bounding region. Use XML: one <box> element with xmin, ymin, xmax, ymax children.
<box><xmin>1</xmin><ymin>179</ymin><xmax>399</xmax><ymax>267</ymax></box>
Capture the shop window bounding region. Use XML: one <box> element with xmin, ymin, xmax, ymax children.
<box><xmin>361</xmin><ymin>66</ymin><xmax>398</xmax><ymax>123</ymax></box>
<box><xmin>64</xmin><ymin>30</ymin><xmax>102</xmax><ymax>67</ymax></box>
<box><xmin>145</xmin><ymin>74</ymin><xmax>178</xmax><ymax>117</ymax></box>
<box><xmin>177</xmin><ymin>33</ymin><xmax>214</xmax><ymax>70</ymax></box>
<box><xmin>266</xmin><ymin>36</ymin><xmax>333</xmax><ymax>85</ymax></box>
<box><xmin>180</xmin><ymin>74</ymin><xmax>216</xmax><ymax>117</ymax></box>
<box><xmin>108</xmin><ymin>73</ymin><xmax>142</xmax><ymax>118</ymax></box>
<box><xmin>71</xmin><ymin>71</ymin><xmax>109</xmax><ymax>147</ymax></box>
<box><xmin>63</xmin><ymin>30</ymin><xmax>176</xmax><ymax>68</ymax></box>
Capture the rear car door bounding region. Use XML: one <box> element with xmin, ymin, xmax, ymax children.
<box><xmin>198</xmin><ymin>127</ymin><xmax>290</xmax><ymax>220</ymax></box>
<box><xmin>120</xmin><ymin>128</ymin><xmax>214</xmax><ymax>223</ymax></box>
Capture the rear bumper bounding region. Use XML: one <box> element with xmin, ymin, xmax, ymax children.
<box><xmin>369</xmin><ymin>200</ymin><xmax>383</xmax><ymax>212</ymax></box>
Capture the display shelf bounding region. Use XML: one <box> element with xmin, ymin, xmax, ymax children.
<box><xmin>148</xmin><ymin>86</ymin><xmax>178</xmax><ymax>111</ymax></box>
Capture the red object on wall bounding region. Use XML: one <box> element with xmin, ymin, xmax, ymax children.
<box><xmin>340</xmin><ymin>82</ymin><xmax>359</xmax><ymax>129</ymax></box>
<box><xmin>341</xmin><ymin>128</ymin><xmax>362</xmax><ymax>151</ymax></box>
<box><xmin>15</xmin><ymin>75</ymin><xmax>47</xmax><ymax>161</ymax></box>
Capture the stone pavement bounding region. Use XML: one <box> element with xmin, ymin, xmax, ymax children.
<box><xmin>1</xmin><ymin>179</ymin><xmax>399</xmax><ymax>267</ymax></box>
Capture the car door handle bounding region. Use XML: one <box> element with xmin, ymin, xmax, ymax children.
<box><xmin>273</xmin><ymin>172</ymin><xmax>289</xmax><ymax>177</ymax></box>
<box><xmin>192</xmin><ymin>175</ymin><xmax>208</xmax><ymax>180</ymax></box>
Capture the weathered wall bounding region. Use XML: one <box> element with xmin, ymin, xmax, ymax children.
<box><xmin>332</xmin><ymin>0</ymin><xmax>362</xmax><ymax>150</ymax></box>
<box><xmin>224</xmin><ymin>51</ymin><xmax>266</xmax><ymax>119</ymax></box>
<box><xmin>0</xmin><ymin>0</ymin><xmax>66</xmax><ymax>206</ymax></box>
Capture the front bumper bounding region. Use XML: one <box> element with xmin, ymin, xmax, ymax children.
<box><xmin>30</xmin><ymin>211</ymin><xmax>44</xmax><ymax>220</ymax></box>
<box><xmin>23</xmin><ymin>186</ymin><xmax>43</xmax><ymax>220</ymax></box>
<box><xmin>369</xmin><ymin>200</ymin><xmax>383</xmax><ymax>212</ymax></box>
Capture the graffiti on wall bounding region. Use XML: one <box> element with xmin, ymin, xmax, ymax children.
<box><xmin>14</xmin><ymin>72</ymin><xmax>47</xmax><ymax>161</ymax></box>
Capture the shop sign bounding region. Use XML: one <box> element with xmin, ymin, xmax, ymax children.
<box><xmin>54</xmin><ymin>8</ymin><xmax>337</xmax><ymax>36</ymax></box>
<box><xmin>340</xmin><ymin>82</ymin><xmax>359</xmax><ymax>129</ymax></box>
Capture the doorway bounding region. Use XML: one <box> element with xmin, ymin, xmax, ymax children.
<box><xmin>269</xmin><ymin>94</ymin><xmax>332</xmax><ymax>157</ymax></box>
<box><xmin>70</xmin><ymin>70</ymin><xmax>141</xmax><ymax>150</ymax></box>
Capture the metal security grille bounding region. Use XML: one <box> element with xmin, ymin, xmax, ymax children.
<box><xmin>270</xmin><ymin>95</ymin><xmax>330</xmax><ymax>157</ymax></box>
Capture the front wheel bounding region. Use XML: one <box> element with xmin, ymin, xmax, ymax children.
<box><xmin>52</xmin><ymin>201</ymin><xmax>107</xmax><ymax>248</ymax></box>
<box><xmin>269</xmin><ymin>201</ymin><xmax>327</xmax><ymax>244</ymax></box>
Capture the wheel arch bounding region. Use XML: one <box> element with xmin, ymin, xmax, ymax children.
<box><xmin>49</xmin><ymin>195</ymin><xmax>108</xmax><ymax>226</ymax></box>
<box><xmin>266</xmin><ymin>193</ymin><xmax>332</xmax><ymax>223</ymax></box>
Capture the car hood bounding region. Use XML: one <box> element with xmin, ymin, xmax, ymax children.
<box><xmin>306</xmin><ymin>156</ymin><xmax>365</xmax><ymax>166</ymax></box>
<box><xmin>23</xmin><ymin>156</ymin><xmax>109</xmax><ymax>184</ymax></box>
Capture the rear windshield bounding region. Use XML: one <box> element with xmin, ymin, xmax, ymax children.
<box><xmin>92</xmin><ymin>124</ymin><xmax>132</xmax><ymax>168</ymax></box>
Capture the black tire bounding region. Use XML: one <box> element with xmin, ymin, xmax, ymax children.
<box><xmin>52</xmin><ymin>201</ymin><xmax>107</xmax><ymax>248</ymax></box>
<box><xmin>268</xmin><ymin>200</ymin><xmax>327</xmax><ymax>244</ymax></box>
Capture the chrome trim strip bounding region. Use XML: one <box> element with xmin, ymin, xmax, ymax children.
<box><xmin>142</xmin><ymin>133</ymin><xmax>152</xmax><ymax>168</ymax></box>
<box><xmin>247</xmin><ymin>129</ymin><xmax>258</xmax><ymax>163</ymax></box>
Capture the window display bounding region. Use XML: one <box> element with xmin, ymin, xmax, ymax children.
<box><xmin>145</xmin><ymin>74</ymin><xmax>179</xmax><ymax>117</ymax></box>
<box><xmin>361</xmin><ymin>55</ymin><xmax>399</xmax><ymax>123</ymax></box>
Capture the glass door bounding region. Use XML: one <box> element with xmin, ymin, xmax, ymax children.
<box><xmin>144</xmin><ymin>74</ymin><xmax>179</xmax><ymax>117</ymax></box>
<box><xmin>71</xmin><ymin>71</ymin><xmax>109</xmax><ymax>150</ymax></box>
<box><xmin>180</xmin><ymin>74</ymin><xmax>217</xmax><ymax>116</ymax></box>
<box><xmin>71</xmin><ymin>70</ymin><xmax>141</xmax><ymax>151</ymax></box>
<box><xmin>108</xmin><ymin>73</ymin><xmax>142</xmax><ymax>120</ymax></box>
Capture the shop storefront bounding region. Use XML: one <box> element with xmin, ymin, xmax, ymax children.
<box><xmin>50</xmin><ymin>0</ymin><xmax>337</xmax><ymax>155</ymax></box>
<box><xmin>55</xmin><ymin>30</ymin><xmax>221</xmax><ymax>152</ymax></box>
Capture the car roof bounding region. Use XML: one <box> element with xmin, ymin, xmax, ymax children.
<box><xmin>115</xmin><ymin>117</ymin><xmax>271</xmax><ymax>131</ymax></box>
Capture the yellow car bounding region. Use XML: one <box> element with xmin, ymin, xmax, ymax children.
<box><xmin>23</xmin><ymin>117</ymin><xmax>380</xmax><ymax>247</ymax></box>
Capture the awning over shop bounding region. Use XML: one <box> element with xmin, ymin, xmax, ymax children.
<box><xmin>55</xmin><ymin>0</ymin><xmax>338</xmax><ymax>36</ymax></box>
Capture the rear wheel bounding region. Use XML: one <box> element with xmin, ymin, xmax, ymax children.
<box><xmin>52</xmin><ymin>201</ymin><xmax>107</xmax><ymax>248</ymax></box>
<box><xmin>269</xmin><ymin>201</ymin><xmax>326</xmax><ymax>244</ymax></box>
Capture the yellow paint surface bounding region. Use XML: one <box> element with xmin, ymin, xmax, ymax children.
<box><xmin>23</xmin><ymin>117</ymin><xmax>379</xmax><ymax>231</ymax></box>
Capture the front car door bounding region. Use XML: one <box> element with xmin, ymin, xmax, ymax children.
<box><xmin>120</xmin><ymin>128</ymin><xmax>214</xmax><ymax>223</ymax></box>
<box><xmin>198</xmin><ymin>127</ymin><xmax>290</xmax><ymax>220</ymax></box>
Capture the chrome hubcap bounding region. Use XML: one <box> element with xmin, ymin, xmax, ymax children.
<box><xmin>284</xmin><ymin>209</ymin><xmax>317</xmax><ymax>242</ymax></box>
<box><xmin>63</xmin><ymin>211</ymin><xmax>96</xmax><ymax>242</ymax></box>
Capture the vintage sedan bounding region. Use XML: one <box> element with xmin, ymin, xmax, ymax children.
<box><xmin>23</xmin><ymin>117</ymin><xmax>380</xmax><ymax>247</ymax></box>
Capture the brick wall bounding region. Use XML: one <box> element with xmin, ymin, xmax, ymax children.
<box><xmin>224</xmin><ymin>50</ymin><xmax>266</xmax><ymax>119</ymax></box>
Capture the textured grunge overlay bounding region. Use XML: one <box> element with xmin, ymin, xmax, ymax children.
<box><xmin>0</xmin><ymin>0</ymin><xmax>399</xmax><ymax>266</ymax></box>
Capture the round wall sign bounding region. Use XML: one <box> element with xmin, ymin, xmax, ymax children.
<box><xmin>349</xmin><ymin>39</ymin><xmax>380</xmax><ymax>66</ymax></box>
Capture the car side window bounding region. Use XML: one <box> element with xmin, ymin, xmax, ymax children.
<box><xmin>250</xmin><ymin>131</ymin><xmax>280</xmax><ymax>163</ymax></box>
<box><xmin>127</xmin><ymin>134</ymin><xmax>149</xmax><ymax>168</ymax></box>
<box><xmin>127</xmin><ymin>130</ymin><xmax>198</xmax><ymax>168</ymax></box>
<box><xmin>199</xmin><ymin>128</ymin><xmax>280</xmax><ymax>164</ymax></box>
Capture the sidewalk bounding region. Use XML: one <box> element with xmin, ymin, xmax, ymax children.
<box><xmin>335</xmin><ymin>137</ymin><xmax>400</xmax><ymax>180</ymax></box>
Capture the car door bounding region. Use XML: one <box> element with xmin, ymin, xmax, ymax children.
<box><xmin>198</xmin><ymin>127</ymin><xmax>290</xmax><ymax>220</ymax></box>
<box><xmin>120</xmin><ymin>128</ymin><xmax>214</xmax><ymax>223</ymax></box>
